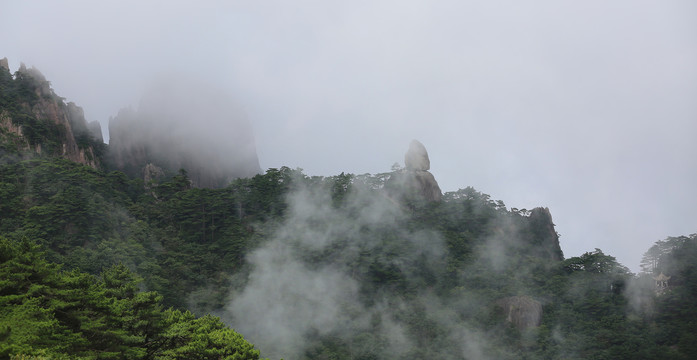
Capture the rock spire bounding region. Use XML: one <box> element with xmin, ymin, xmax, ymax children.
<box><xmin>386</xmin><ymin>140</ymin><xmax>442</xmax><ymax>202</ymax></box>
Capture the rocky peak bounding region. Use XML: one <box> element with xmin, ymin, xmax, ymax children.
<box><xmin>107</xmin><ymin>77</ymin><xmax>262</xmax><ymax>188</ymax></box>
<box><xmin>66</xmin><ymin>102</ymin><xmax>103</xmax><ymax>142</ymax></box>
<box><xmin>527</xmin><ymin>207</ymin><xmax>564</xmax><ymax>261</ymax></box>
<box><xmin>386</xmin><ymin>140</ymin><xmax>442</xmax><ymax>202</ymax></box>
<box><xmin>0</xmin><ymin>59</ymin><xmax>104</xmax><ymax>168</ymax></box>
<box><xmin>405</xmin><ymin>139</ymin><xmax>430</xmax><ymax>171</ymax></box>
<box><xmin>17</xmin><ymin>62</ymin><xmax>53</xmax><ymax>98</ymax></box>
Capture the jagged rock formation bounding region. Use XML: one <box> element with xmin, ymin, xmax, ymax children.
<box><xmin>0</xmin><ymin>59</ymin><xmax>103</xmax><ymax>168</ymax></box>
<box><xmin>526</xmin><ymin>207</ymin><xmax>564</xmax><ymax>261</ymax></box>
<box><xmin>67</xmin><ymin>101</ymin><xmax>103</xmax><ymax>143</ymax></box>
<box><xmin>496</xmin><ymin>295</ymin><xmax>542</xmax><ymax>330</ymax></box>
<box><xmin>143</xmin><ymin>162</ymin><xmax>166</xmax><ymax>186</ymax></box>
<box><xmin>107</xmin><ymin>78</ymin><xmax>261</xmax><ymax>188</ymax></box>
<box><xmin>386</xmin><ymin>140</ymin><xmax>442</xmax><ymax>202</ymax></box>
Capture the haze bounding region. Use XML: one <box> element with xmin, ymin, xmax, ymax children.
<box><xmin>2</xmin><ymin>0</ymin><xmax>696</xmax><ymax>271</ymax></box>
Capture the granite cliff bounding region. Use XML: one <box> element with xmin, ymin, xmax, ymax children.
<box><xmin>0</xmin><ymin>58</ymin><xmax>103</xmax><ymax>167</ymax></box>
<box><xmin>1</xmin><ymin>58</ymin><xmax>262</xmax><ymax>187</ymax></box>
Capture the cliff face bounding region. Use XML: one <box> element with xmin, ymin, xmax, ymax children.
<box><xmin>527</xmin><ymin>207</ymin><xmax>564</xmax><ymax>262</ymax></box>
<box><xmin>0</xmin><ymin>58</ymin><xmax>103</xmax><ymax>168</ymax></box>
<box><xmin>107</xmin><ymin>78</ymin><xmax>261</xmax><ymax>188</ymax></box>
<box><xmin>496</xmin><ymin>296</ymin><xmax>542</xmax><ymax>330</ymax></box>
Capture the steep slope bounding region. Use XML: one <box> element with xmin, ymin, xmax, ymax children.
<box><xmin>0</xmin><ymin>58</ymin><xmax>104</xmax><ymax>167</ymax></box>
<box><xmin>0</xmin><ymin>236</ymin><xmax>264</xmax><ymax>359</ymax></box>
<box><xmin>4</xmin><ymin>60</ymin><xmax>696</xmax><ymax>360</ymax></box>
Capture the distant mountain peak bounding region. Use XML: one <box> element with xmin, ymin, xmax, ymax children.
<box><xmin>107</xmin><ymin>77</ymin><xmax>261</xmax><ymax>187</ymax></box>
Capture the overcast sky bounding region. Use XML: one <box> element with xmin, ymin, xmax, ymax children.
<box><xmin>2</xmin><ymin>0</ymin><xmax>696</xmax><ymax>272</ymax></box>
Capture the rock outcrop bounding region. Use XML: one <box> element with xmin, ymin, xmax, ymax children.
<box><xmin>496</xmin><ymin>295</ymin><xmax>542</xmax><ymax>330</ymax></box>
<box><xmin>386</xmin><ymin>140</ymin><xmax>442</xmax><ymax>202</ymax></box>
<box><xmin>107</xmin><ymin>77</ymin><xmax>261</xmax><ymax>188</ymax></box>
<box><xmin>0</xmin><ymin>60</ymin><xmax>103</xmax><ymax>168</ymax></box>
<box><xmin>526</xmin><ymin>207</ymin><xmax>564</xmax><ymax>262</ymax></box>
<box><xmin>67</xmin><ymin>102</ymin><xmax>104</xmax><ymax>143</ymax></box>
<box><xmin>405</xmin><ymin>139</ymin><xmax>431</xmax><ymax>171</ymax></box>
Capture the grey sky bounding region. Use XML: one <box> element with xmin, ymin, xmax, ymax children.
<box><xmin>2</xmin><ymin>0</ymin><xmax>696</xmax><ymax>271</ymax></box>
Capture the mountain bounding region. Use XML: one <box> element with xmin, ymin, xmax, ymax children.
<box><xmin>107</xmin><ymin>77</ymin><xmax>262</xmax><ymax>188</ymax></box>
<box><xmin>1</xmin><ymin>60</ymin><xmax>696</xmax><ymax>360</ymax></box>
<box><xmin>0</xmin><ymin>59</ymin><xmax>262</xmax><ymax>188</ymax></box>
<box><xmin>0</xmin><ymin>58</ymin><xmax>104</xmax><ymax>167</ymax></box>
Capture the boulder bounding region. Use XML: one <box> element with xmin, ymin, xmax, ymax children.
<box><xmin>405</xmin><ymin>139</ymin><xmax>430</xmax><ymax>171</ymax></box>
<box><xmin>386</xmin><ymin>140</ymin><xmax>442</xmax><ymax>202</ymax></box>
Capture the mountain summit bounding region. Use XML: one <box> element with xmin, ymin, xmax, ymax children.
<box><xmin>107</xmin><ymin>77</ymin><xmax>261</xmax><ymax>188</ymax></box>
<box><xmin>0</xmin><ymin>58</ymin><xmax>103</xmax><ymax>167</ymax></box>
<box><xmin>386</xmin><ymin>139</ymin><xmax>443</xmax><ymax>201</ymax></box>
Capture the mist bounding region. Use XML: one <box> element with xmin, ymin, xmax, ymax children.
<box><xmin>107</xmin><ymin>76</ymin><xmax>261</xmax><ymax>187</ymax></box>
<box><xmin>219</xmin><ymin>176</ymin><xmax>456</xmax><ymax>358</ymax></box>
<box><xmin>2</xmin><ymin>0</ymin><xmax>695</xmax><ymax>279</ymax></box>
<box><xmin>210</xmin><ymin>162</ymin><xmax>566</xmax><ymax>359</ymax></box>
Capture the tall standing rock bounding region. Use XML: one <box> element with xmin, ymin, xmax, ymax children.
<box><xmin>405</xmin><ymin>139</ymin><xmax>430</xmax><ymax>171</ymax></box>
<box><xmin>387</xmin><ymin>140</ymin><xmax>442</xmax><ymax>202</ymax></box>
<box><xmin>526</xmin><ymin>207</ymin><xmax>564</xmax><ymax>262</ymax></box>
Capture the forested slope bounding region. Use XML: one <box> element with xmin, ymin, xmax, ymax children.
<box><xmin>1</xmin><ymin>61</ymin><xmax>696</xmax><ymax>359</ymax></box>
<box><xmin>1</xmin><ymin>153</ymin><xmax>695</xmax><ymax>359</ymax></box>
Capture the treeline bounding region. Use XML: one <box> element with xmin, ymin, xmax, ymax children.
<box><xmin>1</xmin><ymin>123</ymin><xmax>697</xmax><ymax>358</ymax></box>
<box><xmin>1</xmin><ymin>152</ymin><xmax>696</xmax><ymax>359</ymax></box>
<box><xmin>0</xmin><ymin>157</ymin><xmax>293</xmax><ymax>310</ymax></box>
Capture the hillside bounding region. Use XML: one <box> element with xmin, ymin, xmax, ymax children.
<box><xmin>0</xmin><ymin>58</ymin><xmax>103</xmax><ymax>168</ymax></box>
<box><xmin>1</xmin><ymin>62</ymin><xmax>696</xmax><ymax>360</ymax></box>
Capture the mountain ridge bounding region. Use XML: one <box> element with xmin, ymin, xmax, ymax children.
<box><xmin>1</xmin><ymin>58</ymin><xmax>262</xmax><ymax>188</ymax></box>
<box><xmin>1</xmin><ymin>59</ymin><xmax>696</xmax><ymax>360</ymax></box>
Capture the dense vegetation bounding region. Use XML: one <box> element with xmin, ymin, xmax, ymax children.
<box><xmin>0</xmin><ymin>236</ymin><xmax>262</xmax><ymax>359</ymax></box>
<box><xmin>1</xmin><ymin>66</ymin><xmax>696</xmax><ymax>359</ymax></box>
<box><xmin>1</xmin><ymin>152</ymin><xmax>695</xmax><ymax>359</ymax></box>
<box><xmin>0</xmin><ymin>64</ymin><xmax>104</xmax><ymax>159</ymax></box>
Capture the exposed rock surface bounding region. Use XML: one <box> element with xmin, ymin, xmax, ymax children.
<box><xmin>386</xmin><ymin>140</ymin><xmax>442</xmax><ymax>202</ymax></box>
<box><xmin>527</xmin><ymin>207</ymin><xmax>564</xmax><ymax>261</ymax></box>
<box><xmin>143</xmin><ymin>162</ymin><xmax>166</xmax><ymax>186</ymax></box>
<box><xmin>405</xmin><ymin>171</ymin><xmax>442</xmax><ymax>202</ymax></box>
<box><xmin>0</xmin><ymin>60</ymin><xmax>103</xmax><ymax>168</ymax></box>
<box><xmin>67</xmin><ymin>102</ymin><xmax>103</xmax><ymax>143</ymax></box>
<box><xmin>405</xmin><ymin>139</ymin><xmax>430</xmax><ymax>171</ymax></box>
<box><xmin>496</xmin><ymin>296</ymin><xmax>542</xmax><ymax>330</ymax></box>
<box><xmin>107</xmin><ymin>78</ymin><xmax>261</xmax><ymax>188</ymax></box>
